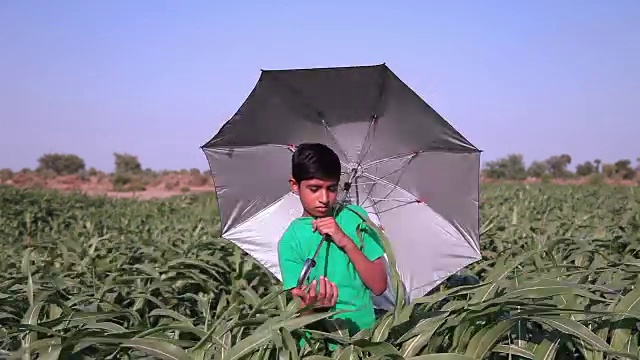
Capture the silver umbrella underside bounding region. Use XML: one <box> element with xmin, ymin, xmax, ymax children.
<box><xmin>202</xmin><ymin>64</ymin><xmax>482</xmax><ymax>307</ymax></box>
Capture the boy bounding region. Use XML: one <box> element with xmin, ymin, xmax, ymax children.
<box><xmin>277</xmin><ymin>143</ymin><xmax>388</xmax><ymax>336</ymax></box>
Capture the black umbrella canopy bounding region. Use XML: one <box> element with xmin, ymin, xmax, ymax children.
<box><xmin>203</xmin><ymin>63</ymin><xmax>478</xmax><ymax>165</ymax></box>
<box><xmin>201</xmin><ymin>63</ymin><xmax>482</xmax><ymax>305</ymax></box>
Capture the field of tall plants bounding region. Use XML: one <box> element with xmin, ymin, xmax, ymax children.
<box><xmin>1</xmin><ymin>183</ymin><xmax>639</xmax><ymax>360</ymax></box>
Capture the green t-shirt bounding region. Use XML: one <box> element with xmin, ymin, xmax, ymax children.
<box><xmin>277</xmin><ymin>204</ymin><xmax>385</xmax><ymax>335</ymax></box>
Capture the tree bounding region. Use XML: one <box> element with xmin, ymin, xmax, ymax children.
<box><xmin>482</xmin><ymin>154</ymin><xmax>527</xmax><ymax>180</ymax></box>
<box><xmin>36</xmin><ymin>153</ymin><xmax>85</xmax><ymax>175</ymax></box>
<box><xmin>614</xmin><ymin>159</ymin><xmax>635</xmax><ymax>180</ymax></box>
<box><xmin>602</xmin><ymin>163</ymin><xmax>616</xmax><ymax>178</ymax></box>
<box><xmin>545</xmin><ymin>154</ymin><xmax>573</xmax><ymax>178</ymax></box>
<box><xmin>114</xmin><ymin>153</ymin><xmax>142</xmax><ymax>174</ymax></box>
<box><xmin>593</xmin><ymin>159</ymin><xmax>602</xmax><ymax>173</ymax></box>
<box><xmin>576</xmin><ymin>161</ymin><xmax>595</xmax><ymax>177</ymax></box>
<box><xmin>527</xmin><ymin>161</ymin><xmax>548</xmax><ymax>178</ymax></box>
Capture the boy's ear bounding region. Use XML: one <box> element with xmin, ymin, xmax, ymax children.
<box><xmin>289</xmin><ymin>177</ymin><xmax>299</xmax><ymax>194</ymax></box>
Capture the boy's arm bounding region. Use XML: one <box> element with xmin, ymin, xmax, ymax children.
<box><xmin>342</xmin><ymin>242</ymin><xmax>387</xmax><ymax>296</ymax></box>
<box><xmin>312</xmin><ymin>215</ymin><xmax>388</xmax><ymax>296</ymax></box>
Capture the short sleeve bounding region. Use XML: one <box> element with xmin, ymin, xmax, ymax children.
<box><xmin>277</xmin><ymin>227</ymin><xmax>304</xmax><ymax>290</ymax></box>
<box><xmin>348</xmin><ymin>205</ymin><xmax>385</xmax><ymax>261</ymax></box>
<box><xmin>359</xmin><ymin>222</ymin><xmax>385</xmax><ymax>261</ymax></box>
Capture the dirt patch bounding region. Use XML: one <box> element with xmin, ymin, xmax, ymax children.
<box><xmin>2</xmin><ymin>172</ymin><xmax>215</xmax><ymax>200</ymax></box>
<box><xmin>2</xmin><ymin>172</ymin><xmax>636</xmax><ymax>201</ymax></box>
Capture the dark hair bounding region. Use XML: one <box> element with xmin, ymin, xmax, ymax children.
<box><xmin>291</xmin><ymin>143</ymin><xmax>341</xmax><ymax>183</ymax></box>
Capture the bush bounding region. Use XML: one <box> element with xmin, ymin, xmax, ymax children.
<box><xmin>587</xmin><ymin>173</ymin><xmax>605</xmax><ymax>186</ymax></box>
<box><xmin>36</xmin><ymin>153</ymin><xmax>85</xmax><ymax>175</ymax></box>
<box><xmin>0</xmin><ymin>168</ymin><xmax>13</xmax><ymax>182</ymax></box>
<box><xmin>114</xmin><ymin>153</ymin><xmax>142</xmax><ymax>174</ymax></box>
<box><xmin>111</xmin><ymin>173</ymin><xmax>147</xmax><ymax>192</ymax></box>
<box><xmin>482</xmin><ymin>154</ymin><xmax>527</xmax><ymax>180</ymax></box>
<box><xmin>540</xmin><ymin>173</ymin><xmax>553</xmax><ymax>184</ymax></box>
<box><xmin>526</xmin><ymin>161</ymin><xmax>547</xmax><ymax>178</ymax></box>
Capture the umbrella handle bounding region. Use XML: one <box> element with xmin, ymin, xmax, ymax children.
<box><xmin>297</xmin><ymin>258</ymin><xmax>316</xmax><ymax>288</ymax></box>
<box><xmin>296</xmin><ymin>234</ymin><xmax>329</xmax><ymax>287</ymax></box>
<box><xmin>295</xmin><ymin>192</ymin><xmax>347</xmax><ymax>289</ymax></box>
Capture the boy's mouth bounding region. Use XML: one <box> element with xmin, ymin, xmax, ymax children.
<box><xmin>315</xmin><ymin>206</ymin><xmax>330</xmax><ymax>213</ymax></box>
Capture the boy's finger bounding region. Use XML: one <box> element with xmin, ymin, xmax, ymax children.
<box><xmin>318</xmin><ymin>276</ymin><xmax>327</xmax><ymax>301</ymax></box>
<box><xmin>330</xmin><ymin>281</ymin><xmax>338</xmax><ymax>305</ymax></box>
<box><xmin>323</xmin><ymin>278</ymin><xmax>333</xmax><ymax>304</ymax></box>
<box><xmin>308</xmin><ymin>280</ymin><xmax>317</xmax><ymax>300</ymax></box>
<box><xmin>291</xmin><ymin>288</ymin><xmax>308</xmax><ymax>303</ymax></box>
<box><xmin>317</xmin><ymin>217</ymin><xmax>334</xmax><ymax>225</ymax></box>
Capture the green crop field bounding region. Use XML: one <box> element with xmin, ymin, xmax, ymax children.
<box><xmin>1</xmin><ymin>183</ymin><xmax>639</xmax><ymax>360</ymax></box>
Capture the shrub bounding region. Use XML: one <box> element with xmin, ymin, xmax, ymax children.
<box><xmin>0</xmin><ymin>168</ymin><xmax>13</xmax><ymax>182</ymax></box>
<box><xmin>114</xmin><ymin>153</ymin><xmax>142</xmax><ymax>174</ymax></box>
<box><xmin>111</xmin><ymin>173</ymin><xmax>147</xmax><ymax>192</ymax></box>
<box><xmin>587</xmin><ymin>173</ymin><xmax>605</xmax><ymax>186</ymax></box>
<box><xmin>36</xmin><ymin>153</ymin><xmax>85</xmax><ymax>175</ymax></box>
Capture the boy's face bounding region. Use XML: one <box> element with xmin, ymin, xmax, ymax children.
<box><xmin>289</xmin><ymin>177</ymin><xmax>339</xmax><ymax>217</ymax></box>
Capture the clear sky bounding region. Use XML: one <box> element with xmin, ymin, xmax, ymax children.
<box><xmin>1</xmin><ymin>1</ymin><xmax>638</xmax><ymax>172</ymax></box>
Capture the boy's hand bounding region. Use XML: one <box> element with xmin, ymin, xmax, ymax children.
<box><xmin>312</xmin><ymin>217</ymin><xmax>353</xmax><ymax>249</ymax></box>
<box><xmin>291</xmin><ymin>276</ymin><xmax>338</xmax><ymax>308</ymax></box>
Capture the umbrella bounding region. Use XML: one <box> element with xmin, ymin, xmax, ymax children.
<box><xmin>201</xmin><ymin>63</ymin><xmax>482</xmax><ymax>309</ymax></box>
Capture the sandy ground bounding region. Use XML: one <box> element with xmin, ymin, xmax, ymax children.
<box><xmin>2</xmin><ymin>172</ymin><xmax>637</xmax><ymax>201</ymax></box>
<box><xmin>2</xmin><ymin>172</ymin><xmax>217</xmax><ymax>200</ymax></box>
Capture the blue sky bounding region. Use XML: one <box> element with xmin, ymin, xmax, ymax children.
<box><xmin>1</xmin><ymin>1</ymin><xmax>638</xmax><ymax>172</ymax></box>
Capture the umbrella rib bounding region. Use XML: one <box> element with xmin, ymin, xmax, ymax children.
<box><xmin>368</xmin><ymin>197</ymin><xmax>416</xmax><ymax>202</ymax></box>
<box><xmin>354</xmin><ymin>116</ymin><xmax>377</xmax><ymax>166</ymax></box>
<box><xmin>320</xmin><ymin>119</ymin><xmax>350</xmax><ymax>161</ymax></box>
<box><xmin>358</xmin><ymin>155</ymin><xmax>415</xmax><ymax>207</ymax></box>
<box><xmin>354</xmin><ymin>65</ymin><xmax>387</xmax><ymax>166</ymax></box>
<box><xmin>361</xmin><ymin>151</ymin><xmax>418</xmax><ymax>170</ymax></box>
<box><xmin>359</xmin><ymin>171</ymin><xmax>418</xmax><ymax>207</ymax></box>
<box><xmin>364</xmin><ymin>201</ymin><xmax>417</xmax><ymax>215</ymax></box>
<box><xmin>361</xmin><ymin>147</ymin><xmax>478</xmax><ymax>171</ymax></box>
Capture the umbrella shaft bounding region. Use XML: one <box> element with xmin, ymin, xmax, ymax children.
<box><xmin>312</xmin><ymin>234</ymin><xmax>329</xmax><ymax>260</ymax></box>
